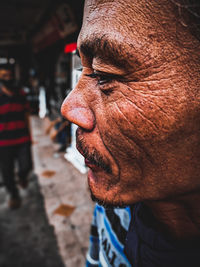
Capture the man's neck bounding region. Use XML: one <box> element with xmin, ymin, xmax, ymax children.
<box><xmin>1</xmin><ymin>86</ymin><xmax>13</xmax><ymax>96</ymax></box>
<box><xmin>145</xmin><ymin>192</ymin><xmax>200</xmax><ymax>240</ymax></box>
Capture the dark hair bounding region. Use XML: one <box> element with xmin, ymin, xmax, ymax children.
<box><xmin>171</xmin><ymin>0</ymin><xmax>200</xmax><ymax>41</ymax></box>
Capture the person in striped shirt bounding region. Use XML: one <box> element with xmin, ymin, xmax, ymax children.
<box><xmin>0</xmin><ymin>65</ymin><xmax>32</xmax><ymax>209</ymax></box>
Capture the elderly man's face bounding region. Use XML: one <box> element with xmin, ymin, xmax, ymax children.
<box><xmin>61</xmin><ymin>0</ymin><xmax>200</xmax><ymax>206</ymax></box>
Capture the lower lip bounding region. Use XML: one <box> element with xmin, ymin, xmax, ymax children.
<box><xmin>88</xmin><ymin>168</ymin><xmax>96</xmax><ymax>180</ymax></box>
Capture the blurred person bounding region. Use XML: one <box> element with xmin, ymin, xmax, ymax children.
<box><xmin>48</xmin><ymin>116</ymin><xmax>71</xmax><ymax>152</ymax></box>
<box><xmin>0</xmin><ymin>65</ymin><xmax>32</xmax><ymax>209</ymax></box>
<box><xmin>61</xmin><ymin>0</ymin><xmax>200</xmax><ymax>266</ymax></box>
<box><xmin>86</xmin><ymin>204</ymin><xmax>131</xmax><ymax>267</ymax></box>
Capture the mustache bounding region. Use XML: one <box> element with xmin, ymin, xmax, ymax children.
<box><xmin>76</xmin><ymin>130</ymin><xmax>112</xmax><ymax>174</ymax></box>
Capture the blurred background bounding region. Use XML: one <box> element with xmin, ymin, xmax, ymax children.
<box><xmin>0</xmin><ymin>1</ymin><xmax>94</xmax><ymax>266</ymax></box>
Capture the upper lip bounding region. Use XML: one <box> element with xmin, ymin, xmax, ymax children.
<box><xmin>76</xmin><ymin>141</ymin><xmax>85</xmax><ymax>158</ymax></box>
<box><xmin>76</xmin><ymin>137</ymin><xmax>90</xmax><ymax>160</ymax></box>
<box><xmin>84</xmin><ymin>158</ymin><xmax>96</xmax><ymax>165</ymax></box>
<box><xmin>76</xmin><ymin>138</ymin><xmax>100</xmax><ymax>170</ymax></box>
<box><xmin>76</xmin><ymin>143</ymin><xmax>97</xmax><ymax>165</ymax></box>
<box><xmin>76</xmin><ymin>128</ymin><xmax>91</xmax><ymax>159</ymax></box>
<box><xmin>84</xmin><ymin>158</ymin><xmax>103</xmax><ymax>172</ymax></box>
<box><xmin>85</xmin><ymin>158</ymin><xmax>96</xmax><ymax>167</ymax></box>
<box><xmin>76</xmin><ymin>128</ymin><xmax>106</xmax><ymax>172</ymax></box>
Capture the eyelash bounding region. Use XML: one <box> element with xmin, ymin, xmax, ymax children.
<box><xmin>86</xmin><ymin>72</ymin><xmax>117</xmax><ymax>95</ymax></box>
<box><xmin>86</xmin><ymin>72</ymin><xmax>113</xmax><ymax>84</ymax></box>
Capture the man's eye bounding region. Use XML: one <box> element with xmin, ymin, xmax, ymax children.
<box><xmin>85</xmin><ymin>71</ymin><xmax>124</xmax><ymax>95</ymax></box>
<box><xmin>86</xmin><ymin>72</ymin><xmax>114</xmax><ymax>85</ymax></box>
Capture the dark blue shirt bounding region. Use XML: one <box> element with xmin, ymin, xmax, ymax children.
<box><xmin>124</xmin><ymin>203</ymin><xmax>200</xmax><ymax>267</ymax></box>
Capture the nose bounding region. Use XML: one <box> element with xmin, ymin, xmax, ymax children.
<box><xmin>61</xmin><ymin>86</ymin><xmax>95</xmax><ymax>131</ymax></box>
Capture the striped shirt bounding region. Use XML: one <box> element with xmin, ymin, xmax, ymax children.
<box><xmin>86</xmin><ymin>204</ymin><xmax>131</xmax><ymax>267</ymax></box>
<box><xmin>0</xmin><ymin>88</ymin><xmax>30</xmax><ymax>146</ymax></box>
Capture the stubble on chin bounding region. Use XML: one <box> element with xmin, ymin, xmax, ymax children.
<box><xmin>89</xmin><ymin>187</ymin><xmax>127</xmax><ymax>209</ymax></box>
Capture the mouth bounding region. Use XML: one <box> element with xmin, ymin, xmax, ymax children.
<box><xmin>76</xmin><ymin>142</ymin><xmax>104</xmax><ymax>172</ymax></box>
<box><xmin>84</xmin><ymin>158</ymin><xmax>103</xmax><ymax>172</ymax></box>
<box><xmin>76</xmin><ymin>129</ymin><xmax>112</xmax><ymax>174</ymax></box>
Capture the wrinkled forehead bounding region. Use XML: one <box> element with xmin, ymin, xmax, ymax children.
<box><xmin>78</xmin><ymin>0</ymin><xmax>188</xmax><ymax>68</ymax></box>
<box><xmin>79</xmin><ymin>0</ymin><xmax>177</xmax><ymax>45</ymax></box>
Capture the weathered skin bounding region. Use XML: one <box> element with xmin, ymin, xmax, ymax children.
<box><xmin>61</xmin><ymin>0</ymin><xmax>200</xmax><ymax>238</ymax></box>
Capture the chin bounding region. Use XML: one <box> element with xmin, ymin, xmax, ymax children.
<box><xmin>87</xmin><ymin>168</ymin><xmax>136</xmax><ymax>207</ymax></box>
<box><xmin>89</xmin><ymin>187</ymin><xmax>128</xmax><ymax>208</ymax></box>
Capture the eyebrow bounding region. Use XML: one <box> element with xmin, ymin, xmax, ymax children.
<box><xmin>79</xmin><ymin>35</ymin><xmax>141</xmax><ymax>70</ymax></box>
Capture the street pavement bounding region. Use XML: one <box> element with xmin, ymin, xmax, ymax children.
<box><xmin>0</xmin><ymin>116</ymin><xmax>94</xmax><ymax>267</ymax></box>
<box><xmin>0</xmin><ymin>174</ymin><xmax>65</xmax><ymax>267</ymax></box>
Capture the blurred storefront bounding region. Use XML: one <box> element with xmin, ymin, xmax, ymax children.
<box><xmin>0</xmin><ymin>3</ymin><xmax>92</xmax><ymax>266</ymax></box>
<box><xmin>0</xmin><ymin>0</ymin><xmax>86</xmax><ymax>173</ymax></box>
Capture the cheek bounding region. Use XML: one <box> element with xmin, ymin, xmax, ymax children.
<box><xmin>102</xmin><ymin>89</ymin><xmax>189</xmax><ymax>143</ymax></box>
<box><xmin>94</xmin><ymin>79</ymin><xmax>196</xmax><ymax>166</ymax></box>
<box><xmin>98</xmin><ymin>95</ymin><xmax>159</xmax><ymax>146</ymax></box>
<box><xmin>95</xmin><ymin>98</ymin><xmax>148</xmax><ymax>169</ymax></box>
<box><xmin>94</xmin><ymin>89</ymin><xmax>189</xmax><ymax>169</ymax></box>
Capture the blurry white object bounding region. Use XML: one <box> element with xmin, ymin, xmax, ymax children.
<box><xmin>64</xmin><ymin>124</ymin><xmax>87</xmax><ymax>174</ymax></box>
<box><xmin>64</xmin><ymin>52</ymin><xmax>87</xmax><ymax>173</ymax></box>
<box><xmin>39</xmin><ymin>86</ymin><xmax>47</xmax><ymax>118</ymax></box>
